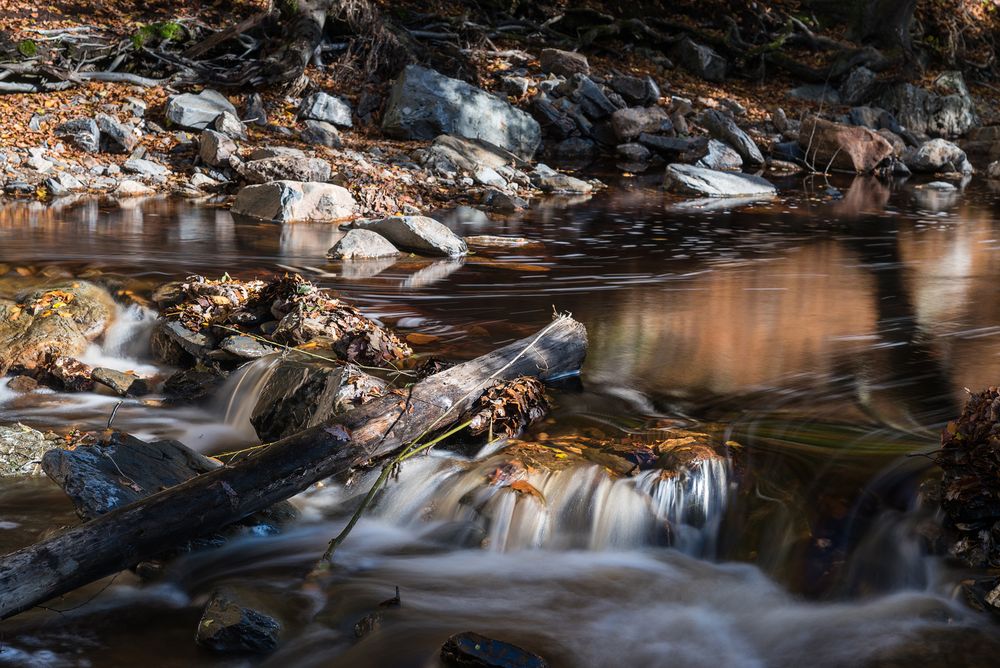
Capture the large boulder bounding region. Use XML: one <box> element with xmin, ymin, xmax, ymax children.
<box><xmin>0</xmin><ymin>281</ymin><xmax>117</xmax><ymax>374</ymax></box>
<box><xmin>797</xmin><ymin>116</ymin><xmax>894</xmax><ymax>173</ymax></box>
<box><xmin>239</xmin><ymin>155</ymin><xmax>331</xmax><ymax>184</ymax></box>
<box><xmin>165</xmin><ymin>89</ymin><xmax>238</xmax><ymax>130</ymax></box>
<box><xmin>610</xmin><ymin>106</ymin><xmax>672</xmax><ymax>142</ymax></box>
<box><xmin>700</xmin><ymin>109</ymin><xmax>764</xmax><ymax>164</ymax></box>
<box><xmin>876</xmin><ymin>72</ymin><xmax>977</xmax><ymax>138</ymax></box>
<box><xmin>363</xmin><ymin>215</ymin><xmax>467</xmax><ymax>257</ymax></box>
<box><xmin>231</xmin><ymin>181</ymin><xmax>355</xmax><ymax>223</ymax></box>
<box><xmin>298</xmin><ymin>91</ymin><xmax>352</xmax><ymax>127</ymax></box>
<box><xmin>903</xmin><ymin>138</ymin><xmax>973</xmax><ymax>174</ymax></box>
<box><xmin>665</xmin><ymin>164</ymin><xmax>776</xmax><ymax>197</ymax></box>
<box><xmin>250</xmin><ymin>361</ymin><xmax>386</xmax><ymax>442</ymax></box>
<box><xmin>674</xmin><ymin>37</ymin><xmax>726</xmax><ymax>82</ymax></box>
<box><xmin>539</xmin><ymin>48</ymin><xmax>589</xmax><ymax>77</ymax></box>
<box><xmin>382</xmin><ymin>65</ymin><xmax>541</xmax><ymax>159</ymax></box>
<box><xmin>328</xmin><ymin>229</ymin><xmax>401</xmax><ymax>259</ymax></box>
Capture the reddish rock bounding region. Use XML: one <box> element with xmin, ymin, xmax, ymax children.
<box><xmin>798</xmin><ymin>116</ymin><xmax>894</xmax><ymax>173</ymax></box>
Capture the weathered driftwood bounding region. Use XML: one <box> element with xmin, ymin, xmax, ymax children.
<box><xmin>0</xmin><ymin>316</ymin><xmax>587</xmax><ymax>619</ymax></box>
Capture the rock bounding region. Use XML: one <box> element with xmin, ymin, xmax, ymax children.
<box><xmin>0</xmin><ymin>423</ymin><xmax>62</xmax><ymax>476</ymax></box>
<box><xmin>26</xmin><ymin>149</ymin><xmax>53</xmax><ymax>173</ymax></box>
<box><xmin>617</xmin><ymin>143</ymin><xmax>652</xmax><ymax>163</ymax></box>
<box><xmin>95</xmin><ymin>114</ymin><xmax>136</xmax><ymax>154</ymax></box>
<box><xmin>91</xmin><ymin>367</ymin><xmax>147</xmax><ymax>396</ymax></box>
<box><xmin>877</xmin><ymin>129</ymin><xmax>907</xmax><ymax>156</ymax></box>
<box><xmin>190</xmin><ymin>173</ymin><xmax>222</xmax><ymax>192</ymax></box>
<box><xmin>244</xmin><ymin>93</ymin><xmax>267</xmax><ymax>126</ymax></box>
<box><xmin>575</xmin><ymin>76</ymin><xmax>618</xmax><ymax>120</ymax></box>
<box><xmin>382</xmin><ymin>65</ymin><xmax>541</xmax><ymax>159</ymax></box>
<box><xmin>55</xmin><ymin>118</ymin><xmax>100</xmax><ymax>153</ymax></box>
<box><xmin>123</xmin><ymin>97</ymin><xmax>147</xmax><ymax>119</ymax></box>
<box><xmin>250</xmin><ymin>361</ymin><xmax>387</xmax><ymax>441</ymax></box>
<box><xmin>153</xmin><ymin>319</ymin><xmax>215</xmax><ymax>362</ymax></box>
<box><xmin>474</xmin><ymin>166</ymin><xmax>507</xmax><ymax>188</ymax></box>
<box><xmin>440</xmin><ymin>632</ymin><xmax>548</xmax><ymax>668</ymax></box>
<box><xmin>424</xmin><ymin>134</ymin><xmax>517</xmax><ymax>174</ymax></box>
<box><xmin>700</xmin><ymin>109</ymin><xmax>764</xmax><ymax>164</ymax></box>
<box><xmin>363</xmin><ymin>215</ymin><xmax>467</xmax><ymax>257</ymax></box>
<box><xmin>988</xmin><ymin>161</ymin><xmax>1000</xmax><ymax>179</ymax></box>
<box><xmin>212</xmin><ymin>111</ymin><xmax>247</xmax><ymax>140</ymax></box>
<box><xmin>123</xmin><ymin>158</ymin><xmax>170</xmax><ymax>182</ymax></box>
<box><xmin>240</xmin><ymin>155</ymin><xmax>331</xmax><ymax>184</ymax></box>
<box><xmin>199</xmin><ymin>129</ymin><xmax>238</xmax><ymax>168</ymax></box>
<box><xmin>165</xmin><ymin>89</ymin><xmax>238</xmax><ymax>131</ymax></box>
<box><xmin>298</xmin><ymin>91</ymin><xmax>353</xmax><ymax>127</ymax></box>
<box><xmin>482</xmin><ymin>189</ymin><xmax>528</xmax><ymax>212</ymax></box>
<box><xmin>501</xmin><ymin>76</ymin><xmax>530</xmax><ymax>97</ymax></box>
<box><xmin>0</xmin><ymin>281</ymin><xmax>116</xmax><ymax>374</ymax></box>
<box><xmin>196</xmin><ymin>589</ymin><xmax>281</xmax><ymax>653</ymax></box>
<box><xmin>772</xmin><ymin>108</ymin><xmax>788</xmax><ymax>133</ymax></box>
<box><xmin>839</xmin><ymin>66</ymin><xmax>877</xmax><ymax>106</ymax></box>
<box><xmin>639</xmin><ymin>134</ymin><xmax>709</xmax><ymax>162</ymax></box>
<box><xmin>674</xmin><ymin>37</ymin><xmax>726</xmax><ymax>82</ymax></box>
<box><xmin>533</xmin><ymin>173</ymin><xmax>592</xmax><ymax>194</ymax></box>
<box><xmin>551</xmin><ymin>137</ymin><xmax>597</xmax><ymax>160</ymax></box>
<box><xmin>539</xmin><ymin>48</ymin><xmax>589</xmax><ymax>77</ymax></box>
<box><xmin>329</xmin><ymin>228</ymin><xmax>401</xmax><ymax>259</ymax></box>
<box><xmin>903</xmin><ymin>138</ymin><xmax>973</xmax><ymax>174</ymax></box>
<box><xmin>163</xmin><ymin>368</ymin><xmax>226</xmax><ymax>403</ymax></box>
<box><xmin>696</xmin><ymin>139</ymin><xmax>743</xmax><ymax>171</ymax></box>
<box><xmin>665</xmin><ymin>164</ymin><xmax>776</xmax><ymax>197</ymax></box>
<box><xmin>231</xmin><ymin>181</ymin><xmax>355</xmax><ymax>223</ymax></box>
<box><xmin>798</xmin><ymin>116</ymin><xmax>894</xmax><ymax>173</ymax></box>
<box><xmin>46</xmin><ymin>355</ymin><xmax>94</xmax><ymax>392</ymax></box>
<box><xmin>48</xmin><ymin>171</ymin><xmax>85</xmax><ymax>192</ymax></box>
<box><xmin>609</xmin><ymin>74</ymin><xmax>659</xmax><ymax>106</ymax></box>
<box><xmin>248</xmin><ymin>146</ymin><xmax>306</xmax><ymax>161</ymax></box>
<box><xmin>531</xmin><ymin>95</ymin><xmax>576</xmax><ymax>138</ymax></box>
<box><xmin>113</xmin><ymin>179</ymin><xmax>154</xmax><ymax>197</ymax></box>
<box><xmin>789</xmin><ymin>84</ymin><xmax>841</xmax><ymax>105</ymax></box>
<box><xmin>6</xmin><ymin>375</ymin><xmax>39</xmax><ymax>393</ymax></box>
<box><xmin>219</xmin><ymin>335</ymin><xmax>277</xmax><ymax>360</ymax></box>
<box><xmin>915</xmin><ymin>181</ymin><xmax>957</xmax><ymax>191</ymax></box>
<box><xmin>876</xmin><ymin>73</ymin><xmax>977</xmax><ymax>138</ymax></box>
<box><xmin>610</xmin><ymin>106</ymin><xmax>672</xmax><ymax>142</ymax></box>
<box><xmin>300</xmin><ymin>120</ymin><xmax>342</xmax><ymax>148</ymax></box>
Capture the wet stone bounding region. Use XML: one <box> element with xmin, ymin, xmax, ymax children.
<box><xmin>196</xmin><ymin>589</ymin><xmax>281</xmax><ymax>654</ymax></box>
<box><xmin>91</xmin><ymin>367</ymin><xmax>148</xmax><ymax>396</ymax></box>
<box><xmin>440</xmin><ymin>632</ymin><xmax>548</xmax><ymax>668</ymax></box>
<box><xmin>219</xmin><ymin>335</ymin><xmax>277</xmax><ymax>360</ymax></box>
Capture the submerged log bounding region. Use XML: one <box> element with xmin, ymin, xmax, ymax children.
<box><xmin>0</xmin><ymin>316</ymin><xmax>587</xmax><ymax>620</ymax></box>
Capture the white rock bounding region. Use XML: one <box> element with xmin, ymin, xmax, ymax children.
<box><xmin>363</xmin><ymin>215</ymin><xmax>467</xmax><ymax>257</ymax></box>
<box><xmin>665</xmin><ymin>164</ymin><xmax>776</xmax><ymax>197</ymax></box>
<box><xmin>114</xmin><ymin>179</ymin><xmax>155</xmax><ymax>197</ymax></box>
<box><xmin>231</xmin><ymin>181</ymin><xmax>355</xmax><ymax>223</ymax></box>
<box><xmin>165</xmin><ymin>90</ymin><xmax>238</xmax><ymax>130</ymax></box>
<box><xmin>328</xmin><ymin>229</ymin><xmax>401</xmax><ymax>259</ymax></box>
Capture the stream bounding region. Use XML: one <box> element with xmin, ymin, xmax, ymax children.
<box><xmin>2</xmin><ymin>173</ymin><xmax>1000</xmax><ymax>666</ymax></box>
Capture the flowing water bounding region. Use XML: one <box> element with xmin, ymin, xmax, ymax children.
<box><xmin>2</xmin><ymin>174</ymin><xmax>1000</xmax><ymax>665</ymax></box>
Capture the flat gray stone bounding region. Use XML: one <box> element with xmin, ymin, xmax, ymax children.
<box><xmin>231</xmin><ymin>181</ymin><xmax>355</xmax><ymax>223</ymax></box>
<box><xmin>298</xmin><ymin>91</ymin><xmax>352</xmax><ymax>127</ymax></box>
<box><xmin>665</xmin><ymin>163</ymin><xmax>776</xmax><ymax>197</ymax></box>
<box><xmin>165</xmin><ymin>89</ymin><xmax>238</xmax><ymax>131</ymax></box>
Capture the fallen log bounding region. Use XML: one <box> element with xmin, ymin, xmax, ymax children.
<box><xmin>0</xmin><ymin>316</ymin><xmax>587</xmax><ymax>620</ymax></box>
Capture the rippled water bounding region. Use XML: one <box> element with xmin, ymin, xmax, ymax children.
<box><xmin>2</xmin><ymin>174</ymin><xmax>1000</xmax><ymax>665</ymax></box>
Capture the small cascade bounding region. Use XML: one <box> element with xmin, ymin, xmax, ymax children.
<box><xmin>365</xmin><ymin>449</ymin><xmax>733</xmax><ymax>556</ymax></box>
<box><xmin>79</xmin><ymin>302</ymin><xmax>160</xmax><ymax>375</ymax></box>
<box><xmin>216</xmin><ymin>353</ymin><xmax>285</xmax><ymax>441</ymax></box>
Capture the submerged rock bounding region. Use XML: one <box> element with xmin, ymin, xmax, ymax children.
<box><xmin>665</xmin><ymin>164</ymin><xmax>776</xmax><ymax>197</ymax></box>
<box><xmin>231</xmin><ymin>181</ymin><xmax>355</xmax><ymax>223</ymax></box>
<box><xmin>250</xmin><ymin>361</ymin><xmax>386</xmax><ymax>441</ymax></box>
<box><xmin>0</xmin><ymin>423</ymin><xmax>63</xmax><ymax>476</ymax></box>
<box><xmin>382</xmin><ymin>65</ymin><xmax>541</xmax><ymax>159</ymax></box>
<box><xmin>363</xmin><ymin>215</ymin><xmax>468</xmax><ymax>257</ymax></box>
<box><xmin>196</xmin><ymin>589</ymin><xmax>281</xmax><ymax>653</ymax></box>
<box><xmin>440</xmin><ymin>632</ymin><xmax>548</xmax><ymax>668</ymax></box>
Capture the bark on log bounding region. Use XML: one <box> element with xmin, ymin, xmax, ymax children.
<box><xmin>0</xmin><ymin>316</ymin><xmax>587</xmax><ymax>620</ymax></box>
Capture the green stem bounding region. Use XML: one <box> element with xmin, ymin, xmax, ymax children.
<box><xmin>317</xmin><ymin>418</ymin><xmax>472</xmax><ymax>565</ymax></box>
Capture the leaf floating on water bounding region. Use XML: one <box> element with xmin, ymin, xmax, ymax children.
<box><xmin>405</xmin><ymin>333</ymin><xmax>439</xmax><ymax>345</ymax></box>
<box><xmin>508</xmin><ymin>479</ymin><xmax>546</xmax><ymax>505</ymax></box>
